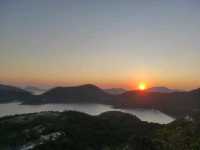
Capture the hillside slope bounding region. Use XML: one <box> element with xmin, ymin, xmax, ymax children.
<box><xmin>0</xmin><ymin>111</ymin><xmax>200</xmax><ymax>150</ymax></box>
<box><xmin>0</xmin><ymin>84</ymin><xmax>32</xmax><ymax>102</ymax></box>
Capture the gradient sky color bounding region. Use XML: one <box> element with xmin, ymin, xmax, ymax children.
<box><xmin>0</xmin><ymin>0</ymin><xmax>200</xmax><ymax>90</ymax></box>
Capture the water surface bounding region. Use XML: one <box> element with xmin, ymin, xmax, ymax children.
<box><xmin>0</xmin><ymin>102</ymin><xmax>174</xmax><ymax>124</ymax></box>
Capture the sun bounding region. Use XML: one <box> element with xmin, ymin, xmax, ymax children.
<box><xmin>138</xmin><ymin>82</ymin><xmax>147</xmax><ymax>91</ymax></box>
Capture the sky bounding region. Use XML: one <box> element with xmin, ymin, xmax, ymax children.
<box><xmin>0</xmin><ymin>0</ymin><xmax>200</xmax><ymax>90</ymax></box>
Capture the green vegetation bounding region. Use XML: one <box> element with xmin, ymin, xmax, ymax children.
<box><xmin>0</xmin><ymin>111</ymin><xmax>200</xmax><ymax>150</ymax></box>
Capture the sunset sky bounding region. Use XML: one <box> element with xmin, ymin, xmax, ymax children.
<box><xmin>0</xmin><ymin>0</ymin><xmax>200</xmax><ymax>90</ymax></box>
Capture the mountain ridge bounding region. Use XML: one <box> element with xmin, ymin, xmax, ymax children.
<box><xmin>39</xmin><ymin>84</ymin><xmax>113</xmax><ymax>104</ymax></box>
<box><xmin>146</xmin><ymin>86</ymin><xmax>178</xmax><ymax>93</ymax></box>
<box><xmin>0</xmin><ymin>83</ymin><xmax>200</xmax><ymax>118</ymax></box>
<box><xmin>0</xmin><ymin>84</ymin><xmax>32</xmax><ymax>102</ymax></box>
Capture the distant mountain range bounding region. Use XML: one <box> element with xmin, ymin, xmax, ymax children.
<box><xmin>0</xmin><ymin>83</ymin><xmax>200</xmax><ymax>118</ymax></box>
<box><xmin>146</xmin><ymin>86</ymin><xmax>178</xmax><ymax>93</ymax></box>
<box><xmin>104</xmin><ymin>87</ymin><xmax>178</xmax><ymax>95</ymax></box>
<box><xmin>104</xmin><ymin>88</ymin><xmax>127</xmax><ymax>95</ymax></box>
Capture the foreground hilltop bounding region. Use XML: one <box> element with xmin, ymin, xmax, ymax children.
<box><xmin>0</xmin><ymin>111</ymin><xmax>200</xmax><ymax>150</ymax></box>
<box><xmin>0</xmin><ymin>111</ymin><xmax>158</xmax><ymax>150</ymax></box>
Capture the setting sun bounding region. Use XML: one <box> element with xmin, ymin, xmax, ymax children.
<box><xmin>138</xmin><ymin>82</ymin><xmax>147</xmax><ymax>91</ymax></box>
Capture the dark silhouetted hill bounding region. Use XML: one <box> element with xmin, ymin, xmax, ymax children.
<box><xmin>1</xmin><ymin>83</ymin><xmax>200</xmax><ymax>118</ymax></box>
<box><xmin>0</xmin><ymin>84</ymin><xmax>32</xmax><ymax>102</ymax></box>
<box><xmin>37</xmin><ymin>84</ymin><xmax>113</xmax><ymax>104</ymax></box>
<box><xmin>116</xmin><ymin>89</ymin><xmax>200</xmax><ymax>118</ymax></box>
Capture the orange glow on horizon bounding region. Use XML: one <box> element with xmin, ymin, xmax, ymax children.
<box><xmin>138</xmin><ymin>82</ymin><xmax>147</xmax><ymax>91</ymax></box>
